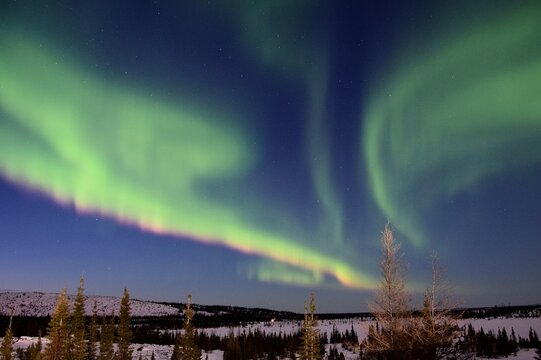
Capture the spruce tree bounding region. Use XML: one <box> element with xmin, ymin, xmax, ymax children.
<box><xmin>171</xmin><ymin>341</ymin><xmax>180</xmax><ymax>360</ymax></box>
<box><xmin>98</xmin><ymin>315</ymin><xmax>106</xmax><ymax>360</ymax></box>
<box><xmin>174</xmin><ymin>294</ymin><xmax>201</xmax><ymax>360</ymax></box>
<box><xmin>99</xmin><ymin>312</ymin><xmax>114</xmax><ymax>360</ymax></box>
<box><xmin>535</xmin><ymin>331</ymin><xmax>541</xmax><ymax>360</ymax></box>
<box><xmin>1</xmin><ymin>316</ymin><xmax>14</xmax><ymax>360</ymax></box>
<box><xmin>71</xmin><ymin>277</ymin><xmax>87</xmax><ymax>360</ymax></box>
<box><xmin>299</xmin><ymin>292</ymin><xmax>321</xmax><ymax>360</ymax></box>
<box><xmin>117</xmin><ymin>288</ymin><xmax>132</xmax><ymax>360</ymax></box>
<box><xmin>223</xmin><ymin>332</ymin><xmax>241</xmax><ymax>360</ymax></box>
<box><xmin>88</xmin><ymin>301</ymin><xmax>99</xmax><ymax>360</ymax></box>
<box><xmin>44</xmin><ymin>288</ymin><xmax>71</xmax><ymax>360</ymax></box>
<box><xmin>21</xmin><ymin>336</ymin><xmax>42</xmax><ymax>360</ymax></box>
<box><xmin>34</xmin><ymin>332</ymin><xmax>43</xmax><ymax>360</ymax></box>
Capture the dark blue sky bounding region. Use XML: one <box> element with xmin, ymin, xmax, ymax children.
<box><xmin>1</xmin><ymin>0</ymin><xmax>540</xmax><ymax>312</ymax></box>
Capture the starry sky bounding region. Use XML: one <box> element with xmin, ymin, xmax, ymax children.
<box><xmin>1</xmin><ymin>0</ymin><xmax>541</xmax><ymax>313</ymax></box>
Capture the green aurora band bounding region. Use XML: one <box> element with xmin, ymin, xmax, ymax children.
<box><xmin>245</xmin><ymin>259</ymin><xmax>324</xmax><ymax>287</ymax></box>
<box><xmin>0</xmin><ymin>32</ymin><xmax>376</xmax><ymax>289</ymax></box>
<box><xmin>234</xmin><ymin>1</ymin><xmax>344</xmax><ymax>245</ymax></box>
<box><xmin>364</xmin><ymin>4</ymin><xmax>541</xmax><ymax>246</ymax></box>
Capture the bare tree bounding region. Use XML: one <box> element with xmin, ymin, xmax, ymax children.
<box><xmin>363</xmin><ymin>223</ymin><xmax>410</xmax><ymax>358</ymax></box>
<box><xmin>412</xmin><ymin>253</ymin><xmax>472</xmax><ymax>360</ymax></box>
<box><xmin>363</xmin><ymin>225</ymin><xmax>472</xmax><ymax>360</ymax></box>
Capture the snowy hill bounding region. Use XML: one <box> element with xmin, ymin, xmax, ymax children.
<box><xmin>0</xmin><ymin>291</ymin><xmax>295</xmax><ymax>321</ymax></box>
<box><xmin>0</xmin><ymin>291</ymin><xmax>180</xmax><ymax>317</ymax></box>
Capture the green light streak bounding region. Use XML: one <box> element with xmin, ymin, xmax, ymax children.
<box><xmin>364</xmin><ymin>4</ymin><xmax>541</xmax><ymax>246</ymax></box>
<box><xmin>234</xmin><ymin>1</ymin><xmax>344</xmax><ymax>245</ymax></box>
<box><xmin>0</xmin><ymin>32</ymin><xmax>376</xmax><ymax>289</ymax></box>
<box><xmin>306</xmin><ymin>68</ymin><xmax>344</xmax><ymax>245</ymax></box>
<box><xmin>245</xmin><ymin>260</ymin><xmax>324</xmax><ymax>287</ymax></box>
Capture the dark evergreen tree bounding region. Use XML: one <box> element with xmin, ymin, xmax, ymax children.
<box><xmin>171</xmin><ymin>339</ymin><xmax>180</xmax><ymax>360</ymax></box>
<box><xmin>17</xmin><ymin>334</ymin><xmax>43</xmax><ymax>360</ymax></box>
<box><xmin>71</xmin><ymin>277</ymin><xmax>87</xmax><ymax>360</ymax></box>
<box><xmin>117</xmin><ymin>288</ymin><xmax>132</xmax><ymax>360</ymax></box>
<box><xmin>223</xmin><ymin>332</ymin><xmax>241</xmax><ymax>360</ymax></box>
<box><xmin>328</xmin><ymin>347</ymin><xmax>339</xmax><ymax>360</ymax></box>
<box><xmin>88</xmin><ymin>302</ymin><xmax>99</xmax><ymax>360</ymax></box>
<box><xmin>98</xmin><ymin>313</ymin><xmax>114</xmax><ymax>360</ymax></box>
<box><xmin>34</xmin><ymin>333</ymin><xmax>43</xmax><ymax>360</ymax></box>
<box><xmin>531</xmin><ymin>328</ymin><xmax>541</xmax><ymax>348</ymax></box>
<box><xmin>510</xmin><ymin>328</ymin><xmax>518</xmax><ymax>355</ymax></box>
<box><xmin>174</xmin><ymin>294</ymin><xmax>200</xmax><ymax>360</ymax></box>
<box><xmin>535</xmin><ymin>345</ymin><xmax>541</xmax><ymax>360</ymax></box>
<box><xmin>1</xmin><ymin>316</ymin><xmax>14</xmax><ymax>360</ymax></box>
<box><xmin>44</xmin><ymin>289</ymin><xmax>71</xmax><ymax>360</ymax></box>
<box><xmin>329</xmin><ymin>326</ymin><xmax>341</xmax><ymax>344</ymax></box>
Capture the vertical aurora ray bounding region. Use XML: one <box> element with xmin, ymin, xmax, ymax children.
<box><xmin>0</xmin><ymin>32</ymin><xmax>377</xmax><ymax>289</ymax></box>
<box><xmin>363</xmin><ymin>4</ymin><xmax>541</xmax><ymax>246</ymax></box>
<box><xmin>306</xmin><ymin>68</ymin><xmax>344</xmax><ymax>245</ymax></box>
<box><xmin>233</xmin><ymin>1</ymin><xmax>344</xmax><ymax>245</ymax></box>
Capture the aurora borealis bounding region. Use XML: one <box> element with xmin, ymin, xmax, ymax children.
<box><xmin>364</xmin><ymin>3</ymin><xmax>541</xmax><ymax>248</ymax></box>
<box><xmin>1</xmin><ymin>1</ymin><xmax>541</xmax><ymax>312</ymax></box>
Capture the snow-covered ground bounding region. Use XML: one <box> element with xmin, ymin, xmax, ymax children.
<box><xmin>190</xmin><ymin>318</ymin><xmax>363</xmax><ymax>339</ymax></box>
<box><xmin>0</xmin><ymin>291</ymin><xmax>179</xmax><ymax>317</ymax></box>
<box><xmin>5</xmin><ymin>316</ymin><xmax>541</xmax><ymax>360</ymax></box>
<box><xmin>2</xmin><ymin>292</ymin><xmax>541</xmax><ymax>359</ymax></box>
<box><xmin>7</xmin><ymin>337</ymin><xmax>539</xmax><ymax>360</ymax></box>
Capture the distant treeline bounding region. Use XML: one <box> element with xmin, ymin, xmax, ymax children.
<box><xmin>460</xmin><ymin>304</ymin><xmax>541</xmax><ymax>319</ymax></box>
<box><xmin>458</xmin><ymin>323</ymin><xmax>541</xmax><ymax>358</ymax></box>
<box><xmin>0</xmin><ymin>316</ymin><xmax>49</xmax><ymax>337</ymax></box>
<box><xmin>3</xmin><ymin>303</ymin><xmax>541</xmax><ymax>338</ymax></box>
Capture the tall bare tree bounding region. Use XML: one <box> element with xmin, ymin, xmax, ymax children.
<box><xmin>363</xmin><ymin>225</ymin><xmax>471</xmax><ymax>360</ymax></box>
<box><xmin>412</xmin><ymin>253</ymin><xmax>470</xmax><ymax>360</ymax></box>
<box><xmin>364</xmin><ymin>223</ymin><xmax>410</xmax><ymax>357</ymax></box>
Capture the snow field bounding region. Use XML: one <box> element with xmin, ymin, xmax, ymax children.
<box><xmin>5</xmin><ymin>316</ymin><xmax>541</xmax><ymax>359</ymax></box>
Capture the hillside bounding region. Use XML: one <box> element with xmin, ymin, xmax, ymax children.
<box><xmin>0</xmin><ymin>291</ymin><xmax>299</xmax><ymax>322</ymax></box>
<box><xmin>0</xmin><ymin>291</ymin><xmax>179</xmax><ymax>317</ymax></box>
